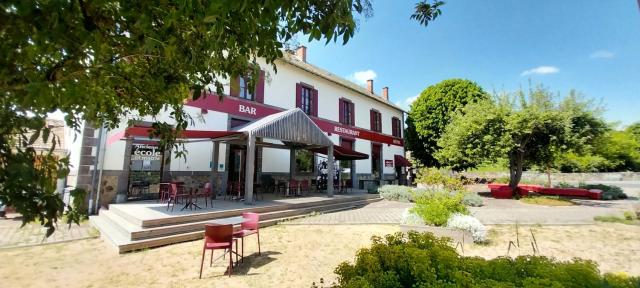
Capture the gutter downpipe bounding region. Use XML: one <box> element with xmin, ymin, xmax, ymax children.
<box><xmin>93</xmin><ymin>127</ymin><xmax>107</xmax><ymax>215</ymax></box>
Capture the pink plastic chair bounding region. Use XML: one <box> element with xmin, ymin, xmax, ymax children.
<box><xmin>199</xmin><ymin>224</ymin><xmax>236</xmax><ymax>278</ymax></box>
<box><xmin>195</xmin><ymin>183</ymin><xmax>212</xmax><ymax>207</ymax></box>
<box><xmin>233</xmin><ymin>212</ymin><xmax>261</xmax><ymax>262</ymax></box>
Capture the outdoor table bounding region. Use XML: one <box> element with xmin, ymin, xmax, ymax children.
<box><xmin>180</xmin><ymin>185</ymin><xmax>202</xmax><ymax>211</ymax></box>
<box><xmin>208</xmin><ymin>216</ymin><xmax>248</xmax><ymax>266</ymax></box>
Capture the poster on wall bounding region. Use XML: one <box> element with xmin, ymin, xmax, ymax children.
<box><xmin>131</xmin><ymin>144</ymin><xmax>162</xmax><ymax>161</ymax></box>
<box><xmin>384</xmin><ymin>160</ymin><xmax>394</xmax><ymax>167</ymax></box>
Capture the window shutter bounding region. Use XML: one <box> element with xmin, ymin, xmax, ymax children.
<box><xmin>377</xmin><ymin>113</ymin><xmax>382</xmax><ymax>132</ymax></box>
<box><xmin>338</xmin><ymin>99</ymin><xmax>344</xmax><ymax>124</ymax></box>
<box><xmin>255</xmin><ymin>70</ymin><xmax>265</xmax><ymax>103</ymax></box>
<box><xmin>390</xmin><ymin>117</ymin><xmax>394</xmax><ymax>136</ymax></box>
<box><xmin>350</xmin><ymin>102</ymin><xmax>355</xmax><ymax>126</ymax></box>
<box><xmin>312</xmin><ymin>88</ymin><xmax>318</xmax><ymax>117</ymax></box>
<box><xmin>370</xmin><ymin>110</ymin><xmax>375</xmax><ymax>131</ymax></box>
<box><xmin>229</xmin><ymin>76</ymin><xmax>240</xmax><ymax>97</ymax></box>
<box><xmin>295</xmin><ymin>83</ymin><xmax>302</xmax><ymax>109</ymax></box>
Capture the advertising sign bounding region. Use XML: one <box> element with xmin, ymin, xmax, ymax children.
<box><xmin>384</xmin><ymin>160</ymin><xmax>394</xmax><ymax>167</ymax></box>
<box><xmin>131</xmin><ymin>144</ymin><xmax>162</xmax><ymax>161</ymax></box>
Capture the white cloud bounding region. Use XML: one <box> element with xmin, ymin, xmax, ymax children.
<box><xmin>405</xmin><ymin>94</ymin><xmax>419</xmax><ymax>105</ymax></box>
<box><xmin>347</xmin><ymin>69</ymin><xmax>377</xmax><ymax>85</ymax></box>
<box><xmin>520</xmin><ymin>66</ymin><xmax>559</xmax><ymax>76</ymax></box>
<box><xmin>589</xmin><ymin>50</ymin><xmax>615</xmax><ymax>59</ymax></box>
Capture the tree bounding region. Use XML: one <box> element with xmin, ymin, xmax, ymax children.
<box><xmin>436</xmin><ymin>86</ymin><xmax>605</xmax><ymax>194</ymax></box>
<box><xmin>1</xmin><ymin>1</ymin><xmax>445</xmax><ymax>234</ymax></box>
<box><xmin>405</xmin><ymin>79</ymin><xmax>489</xmax><ymax>167</ymax></box>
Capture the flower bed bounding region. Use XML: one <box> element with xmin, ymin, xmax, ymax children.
<box><xmin>488</xmin><ymin>183</ymin><xmax>602</xmax><ymax>200</ymax></box>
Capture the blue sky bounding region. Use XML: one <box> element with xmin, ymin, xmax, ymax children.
<box><xmin>300</xmin><ymin>0</ymin><xmax>640</xmax><ymax>126</ymax></box>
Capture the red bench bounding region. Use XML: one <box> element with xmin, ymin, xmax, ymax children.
<box><xmin>488</xmin><ymin>184</ymin><xmax>602</xmax><ymax>200</ymax></box>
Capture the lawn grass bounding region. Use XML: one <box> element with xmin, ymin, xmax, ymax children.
<box><xmin>520</xmin><ymin>196</ymin><xmax>575</xmax><ymax>206</ymax></box>
<box><xmin>594</xmin><ymin>211</ymin><xmax>639</xmax><ymax>225</ymax></box>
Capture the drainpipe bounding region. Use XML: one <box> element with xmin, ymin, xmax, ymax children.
<box><xmin>93</xmin><ymin>126</ymin><xmax>107</xmax><ymax>214</ymax></box>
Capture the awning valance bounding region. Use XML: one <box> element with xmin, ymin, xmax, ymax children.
<box><xmin>394</xmin><ymin>154</ymin><xmax>412</xmax><ymax>167</ymax></box>
<box><xmin>125</xmin><ymin>127</ymin><xmax>242</xmax><ymax>139</ymax></box>
<box><xmin>310</xmin><ymin>145</ymin><xmax>369</xmax><ymax>161</ymax></box>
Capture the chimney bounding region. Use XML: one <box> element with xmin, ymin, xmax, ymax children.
<box><xmin>366</xmin><ymin>79</ymin><xmax>374</xmax><ymax>94</ymax></box>
<box><xmin>382</xmin><ymin>87</ymin><xmax>389</xmax><ymax>101</ymax></box>
<box><xmin>295</xmin><ymin>46</ymin><xmax>307</xmax><ymax>63</ymax></box>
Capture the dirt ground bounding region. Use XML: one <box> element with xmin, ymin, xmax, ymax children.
<box><xmin>1</xmin><ymin>223</ymin><xmax>638</xmax><ymax>288</ymax></box>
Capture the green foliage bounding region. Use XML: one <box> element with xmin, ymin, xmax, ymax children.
<box><xmin>578</xmin><ymin>184</ymin><xmax>627</xmax><ymax>200</ymax></box>
<box><xmin>623</xmin><ymin>211</ymin><xmax>636</xmax><ymax>221</ymax></box>
<box><xmin>462</xmin><ymin>192</ymin><xmax>484</xmax><ymax>207</ymax></box>
<box><xmin>437</xmin><ymin>86</ymin><xmax>606</xmax><ymax>191</ymax></box>
<box><xmin>416</xmin><ymin>167</ymin><xmax>465</xmax><ymax>191</ymax></box>
<box><xmin>406</xmin><ymin>79</ymin><xmax>490</xmax><ymax>167</ymax></box>
<box><xmin>0</xmin><ymin>0</ymin><xmax>377</xmax><ymax>235</ymax></box>
<box><xmin>411</xmin><ymin>190</ymin><xmax>468</xmax><ymax>226</ymax></box>
<box><xmin>327</xmin><ymin>232</ymin><xmax>639</xmax><ymax>288</ymax></box>
<box><xmin>594</xmin><ymin>214</ymin><xmax>638</xmax><ymax>225</ymax></box>
<box><xmin>378</xmin><ymin>185</ymin><xmax>413</xmax><ymax>202</ymax></box>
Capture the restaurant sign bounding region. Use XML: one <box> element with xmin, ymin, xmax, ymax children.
<box><xmin>131</xmin><ymin>144</ymin><xmax>162</xmax><ymax>161</ymax></box>
<box><xmin>187</xmin><ymin>93</ymin><xmax>404</xmax><ymax>146</ymax></box>
<box><xmin>384</xmin><ymin>160</ymin><xmax>394</xmax><ymax>167</ymax></box>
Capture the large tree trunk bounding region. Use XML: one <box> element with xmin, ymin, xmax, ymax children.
<box><xmin>508</xmin><ymin>150</ymin><xmax>524</xmax><ymax>198</ymax></box>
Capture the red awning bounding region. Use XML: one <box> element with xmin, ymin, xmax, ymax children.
<box><xmin>310</xmin><ymin>145</ymin><xmax>369</xmax><ymax>160</ymax></box>
<box><xmin>125</xmin><ymin>127</ymin><xmax>242</xmax><ymax>139</ymax></box>
<box><xmin>394</xmin><ymin>154</ymin><xmax>412</xmax><ymax>167</ymax></box>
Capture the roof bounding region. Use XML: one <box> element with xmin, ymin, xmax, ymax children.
<box><xmin>278</xmin><ymin>53</ymin><xmax>406</xmax><ymax>113</ymax></box>
<box><xmin>235</xmin><ymin>108</ymin><xmax>333</xmax><ymax>147</ymax></box>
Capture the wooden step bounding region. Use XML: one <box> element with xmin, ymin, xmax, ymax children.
<box><xmin>92</xmin><ymin>197</ymin><xmax>381</xmax><ymax>253</ymax></box>
<box><xmin>110</xmin><ymin>194</ymin><xmax>380</xmax><ymax>228</ymax></box>
<box><xmin>128</xmin><ymin>198</ymin><xmax>378</xmax><ymax>241</ymax></box>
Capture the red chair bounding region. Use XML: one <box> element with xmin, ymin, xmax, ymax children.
<box><xmin>233</xmin><ymin>212</ymin><xmax>261</xmax><ymax>263</ymax></box>
<box><xmin>299</xmin><ymin>180</ymin><xmax>310</xmax><ymax>196</ymax></box>
<box><xmin>166</xmin><ymin>183</ymin><xmax>189</xmax><ymax>211</ymax></box>
<box><xmin>288</xmin><ymin>179</ymin><xmax>299</xmax><ymax>197</ymax></box>
<box><xmin>199</xmin><ymin>224</ymin><xmax>236</xmax><ymax>278</ymax></box>
<box><xmin>158</xmin><ymin>183</ymin><xmax>171</xmax><ymax>203</ymax></box>
<box><xmin>195</xmin><ymin>183</ymin><xmax>212</xmax><ymax>207</ymax></box>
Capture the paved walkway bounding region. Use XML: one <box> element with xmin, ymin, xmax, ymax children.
<box><xmin>284</xmin><ymin>200</ymin><xmax>412</xmax><ymax>225</ymax></box>
<box><xmin>282</xmin><ymin>195</ymin><xmax>638</xmax><ymax>226</ymax></box>
<box><xmin>0</xmin><ymin>214</ymin><xmax>98</xmax><ymax>249</ymax></box>
<box><xmin>470</xmin><ymin>197</ymin><xmax>637</xmax><ymax>225</ymax></box>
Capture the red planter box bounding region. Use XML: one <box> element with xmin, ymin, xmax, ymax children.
<box><xmin>487</xmin><ymin>183</ymin><xmax>602</xmax><ymax>200</ymax></box>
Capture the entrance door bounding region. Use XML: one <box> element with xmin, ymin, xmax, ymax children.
<box><xmin>228</xmin><ymin>145</ymin><xmax>246</xmax><ymax>185</ymax></box>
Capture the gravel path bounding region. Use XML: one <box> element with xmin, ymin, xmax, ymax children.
<box><xmin>284</xmin><ymin>200</ymin><xmax>412</xmax><ymax>225</ymax></box>
<box><xmin>0</xmin><ymin>214</ymin><xmax>98</xmax><ymax>249</ymax></box>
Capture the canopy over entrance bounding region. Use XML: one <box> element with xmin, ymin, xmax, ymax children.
<box><xmin>310</xmin><ymin>145</ymin><xmax>369</xmax><ymax>161</ymax></box>
<box><xmin>235</xmin><ymin>108</ymin><xmax>336</xmax><ymax>202</ymax></box>
<box><xmin>394</xmin><ymin>154</ymin><xmax>412</xmax><ymax>167</ymax></box>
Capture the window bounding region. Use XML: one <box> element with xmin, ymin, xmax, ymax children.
<box><xmin>296</xmin><ymin>83</ymin><xmax>318</xmax><ymax>116</ymax></box>
<box><xmin>231</xmin><ymin>69</ymin><xmax>264</xmax><ymax>103</ymax></box>
<box><xmin>339</xmin><ymin>138</ymin><xmax>354</xmax><ymax>181</ymax></box>
<box><xmin>370</xmin><ymin>110</ymin><xmax>382</xmax><ymax>132</ymax></box>
<box><xmin>339</xmin><ymin>99</ymin><xmax>354</xmax><ymax>125</ymax></box>
<box><xmin>301</xmin><ymin>86</ymin><xmax>313</xmax><ymax>115</ymax></box>
<box><xmin>238</xmin><ymin>76</ymin><xmax>254</xmax><ymax>101</ymax></box>
<box><xmin>392</xmin><ymin>117</ymin><xmax>402</xmax><ymax>138</ymax></box>
<box><xmin>295</xmin><ymin>150</ymin><xmax>314</xmax><ymax>173</ymax></box>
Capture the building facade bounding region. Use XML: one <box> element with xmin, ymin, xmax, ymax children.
<box><xmin>95</xmin><ymin>47</ymin><xmax>408</xmax><ymax>204</ymax></box>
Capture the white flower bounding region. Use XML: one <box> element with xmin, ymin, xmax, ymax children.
<box><xmin>446</xmin><ymin>213</ymin><xmax>487</xmax><ymax>243</ymax></box>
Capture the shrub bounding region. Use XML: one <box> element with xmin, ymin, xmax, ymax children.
<box><xmin>327</xmin><ymin>232</ymin><xmax>640</xmax><ymax>288</ymax></box>
<box><xmin>411</xmin><ymin>190</ymin><xmax>468</xmax><ymax>226</ymax></box>
<box><xmin>623</xmin><ymin>211</ymin><xmax>636</xmax><ymax>221</ymax></box>
<box><xmin>416</xmin><ymin>167</ymin><xmax>465</xmax><ymax>191</ymax></box>
<box><xmin>579</xmin><ymin>183</ymin><xmax>627</xmax><ymax>200</ymax></box>
<box><xmin>462</xmin><ymin>192</ymin><xmax>484</xmax><ymax>207</ymax></box>
<box><xmin>400</xmin><ymin>208</ymin><xmax>425</xmax><ymax>225</ymax></box>
<box><xmin>378</xmin><ymin>185</ymin><xmax>412</xmax><ymax>202</ymax></box>
<box><xmin>446</xmin><ymin>213</ymin><xmax>487</xmax><ymax>242</ymax></box>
